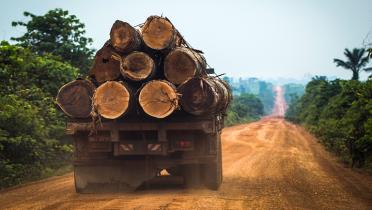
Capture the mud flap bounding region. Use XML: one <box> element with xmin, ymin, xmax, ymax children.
<box><xmin>74</xmin><ymin>162</ymin><xmax>157</xmax><ymax>193</ymax></box>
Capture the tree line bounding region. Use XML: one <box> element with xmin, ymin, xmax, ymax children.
<box><xmin>0</xmin><ymin>9</ymin><xmax>92</xmax><ymax>188</ymax></box>
<box><xmin>223</xmin><ymin>77</ymin><xmax>275</xmax><ymax>115</ymax></box>
<box><xmin>225</xmin><ymin>93</ymin><xmax>264</xmax><ymax>126</ymax></box>
<box><xmin>286</xmin><ymin>48</ymin><xmax>372</xmax><ymax>172</ymax></box>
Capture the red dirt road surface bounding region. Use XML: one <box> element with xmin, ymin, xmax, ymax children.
<box><xmin>271</xmin><ymin>86</ymin><xmax>286</xmax><ymax>117</ymax></box>
<box><xmin>1</xmin><ymin>118</ymin><xmax>372</xmax><ymax>209</ymax></box>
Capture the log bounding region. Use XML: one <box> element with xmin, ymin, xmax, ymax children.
<box><xmin>141</xmin><ymin>16</ymin><xmax>178</xmax><ymax>50</ymax></box>
<box><xmin>214</xmin><ymin>79</ymin><xmax>232</xmax><ymax>111</ymax></box>
<box><xmin>164</xmin><ymin>47</ymin><xmax>207</xmax><ymax>85</ymax></box>
<box><xmin>110</xmin><ymin>20</ymin><xmax>141</xmax><ymax>53</ymax></box>
<box><xmin>89</xmin><ymin>44</ymin><xmax>121</xmax><ymax>83</ymax></box>
<box><xmin>93</xmin><ymin>81</ymin><xmax>132</xmax><ymax>119</ymax></box>
<box><xmin>56</xmin><ymin>79</ymin><xmax>95</xmax><ymax>118</ymax></box>
<box><xmin>121</xmin><ymin>51</ymin><xmax>155</xmax><ymax>81</ymax></box>
<box><xmin>178</xmin><ymin>77</ymin><xmax>231</xmax><ymax>116</ymax></box>
<box><xmin>139</xmin><ymin>80</ymin><xmax>178</xmax><ymax>118</ymax></box>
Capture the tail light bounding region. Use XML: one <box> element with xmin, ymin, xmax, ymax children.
<box><xmin>173</xmin><ymin>139</ymin><xmax>194</xmax><ymax>151</ymax></box>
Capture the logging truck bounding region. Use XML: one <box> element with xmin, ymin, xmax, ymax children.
<box><xmin>57</xmin><ymin>16</ymin><xmax>231</xmax><ymax>193</ymax></box>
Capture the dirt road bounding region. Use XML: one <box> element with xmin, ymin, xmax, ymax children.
<box><xmin>1</xmin><ymin>118</ymin><xmax>372</xmax><ymax>209</ymax></box>
<box><xmin>272</xmin><ymin>86</ymin><xmax>286</xmax><ymax>117</ymax></box>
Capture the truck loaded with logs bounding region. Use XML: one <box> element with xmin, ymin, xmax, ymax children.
<box><xmin>56</xmin><ymin>16</ymin><xmax>231</xmax><ymax>193</ymax></box>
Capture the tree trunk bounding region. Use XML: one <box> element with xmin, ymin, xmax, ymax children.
<box><xmin>121</xmin><ymin>51</ymin><xmax>156</xmax><ymax>81</ymax></box>
<box><xmin>89</xmin><ymin>44</ymin><xmax>121</xmax><ymax>83</ymax></box>
<box><xmin>164</xmin><ymin>47</ymin><xmax>207</xmax><ymax>85</ymax></box>
<box><xmin>93</xmin><ymin>81</ymin><xmax>132</xmax><ymax>119</ymax></box>
<box><xmin>178</xmin><ymin>77</ymin><xmax>231</xmax><ymax>115</ymax></box>
<box><xmin>110</xmin><ymin>20</ymin><xmax>141</xmax><ymax>53</ymax></box>
<box><xmin>351</xmin><ymin>69</ymin><xmax>359</xmax><ymax>80</ymax></box>
<box><xmin>139</xmin><ymin>80</ymin><xmax>179</xmax><ymax>118</ymax></box>
<box><xmin>141</xmin><ymin>16</ymin><xmax>179</xmax><ymax>51</ymax></box>
<box><xmin>56</xmin><ymin>79</ymin><xmax>95</xmax><ymax>118</ymax></box>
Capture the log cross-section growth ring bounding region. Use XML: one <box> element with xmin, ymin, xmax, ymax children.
<box><xmin>121</xmin><ymin>52</ymin><xmax>155</xmax><ymax>81</ymax></box>
<box><xmin>164</xmin><ymin>47</ymin><xmax>207</xmax><ymax>85</ymax></box>
<box><xmin>139</xmin><ymin>80</ymin><xmax>178</xmax><ymax>118</ymax></box>
<box><xmin>110</xmin><ymin>20</ymin><xmax>141</xmax><ymax>53</ymax></box>
<box><xmin>56</xmin><ymin>79</ymin><xmax>95</xmax><ymax>118</ymax></box>
<box><xmin>93</xmin><ymin>81</ymin><xmax>131</xmax><ymax>119</ymax></box>
<box><xmin>141</xmin><ymin>16</ymin><xmax>177</xmax><ymax>50</ymax></box>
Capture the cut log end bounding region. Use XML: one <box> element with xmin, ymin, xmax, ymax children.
<box><xmin>89</xmin><ymin>45</ymin><xmax>121</xmax><ymax>83</ymax></box>
<box><xmin>178</xmin><ymin>77</ymin><xmax>230</xmax><ymax>116</ymax></box>
<box><xmin>122</xmin><ymin>52</ymin><xmax>155</xmax><ymax>81</ymax></box>
<box><xmin>110</xmin><ymin>20</ymin><xmax>141</xmax><ymax>53</ymax></box>
<box><xmin>141</xmin><ymin>16</ymin><xmax>175</xmax><ymax>50</ymax></box>
<box><xmin>93</xmin><ymin>81</ymin><xmax>131</xmax><ymax>119</ymax></box>
<box><xmin>164</xmin><ymin>47</ymin><xmax>206</xmax><ymax>85</ymax></box>
<box><xmin>139</xmin><ymin>80</ymin><xmax>178</xmax><ymax>118</ymax></box>
<box><xmin>56</xmin><ymin>79</ymin><xmax>95</xmax><ymax>118</ymax></box>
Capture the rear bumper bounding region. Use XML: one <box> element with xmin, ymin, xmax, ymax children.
<box><xmin>73</xmin><ymin>155</ymin><xmax>216</xmax><ymax>167</ymax></box>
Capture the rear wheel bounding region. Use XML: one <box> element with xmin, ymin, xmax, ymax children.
<box><xmin>182</xmin><ymin>164</ymin><xmax>202</xmax><ymax>188</ymax></box>
<box><xmin>202</xmin><ymin>133</ymin><xmax>222</xmax><ymax>190</ymax></box>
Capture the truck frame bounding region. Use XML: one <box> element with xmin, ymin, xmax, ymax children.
<box><xmin>66</xmin><ymin>112</ymin><xmax>224</xmax><ymax>193</ymax></box>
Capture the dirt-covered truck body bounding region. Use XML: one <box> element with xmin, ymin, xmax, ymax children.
<box><xmin>67</xmin><ymin>112</ymin><xmax>224</xmax><ymax>192</ymax></box>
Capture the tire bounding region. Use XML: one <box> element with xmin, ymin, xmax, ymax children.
<box><xmin>74</xmin><ymin>166</ymin><xmax>87</xmax><ymax>193</ymax></box>
<box><xmin>182</xmin><ymin>164</ymin><xmax>202</xmax><ymax>188</ymax></box>
<box><xmin>203</xmin><ymin>132</ymin><xmax>222</xmax><ymax>190</ymax></box>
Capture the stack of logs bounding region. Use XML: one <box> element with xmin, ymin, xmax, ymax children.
<box><xmin>56</xmin><ymin>16</ymin><xmax>231</xmax><ymax>119</ymax></box>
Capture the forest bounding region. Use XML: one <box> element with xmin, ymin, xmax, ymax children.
<box><xmin>286</xmin><ymin>48</ymin><xmax>372</xmax><ymax>172</ymax></box>
<box><xmin>0</xmin><ymin>9</ymin><xmax>92</xmax><ymax>188</ymax></box>
<box><xmin>286</xmin><ymin>66</ymin><xmax>372</xmax><ymax>171</ymax></box>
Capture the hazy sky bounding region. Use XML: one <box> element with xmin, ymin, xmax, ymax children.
<box><xmin>1</xmin><ymin>0</ymin><xmax>372</xmax><ymax>80</ymax></box>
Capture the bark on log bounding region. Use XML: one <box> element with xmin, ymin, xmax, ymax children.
<box><xmin>164</xmin><ymin>47</ymin><xmax>207</xmax><ymax>85</ymax></box>
<box><xmin>93</xmin><ymin>81</ymin><xmax>132</xmax><ymax>119</ymax></box>
<box><xmin>89</xmin><ymin>44</ymin><xmax>121</xmax><ymax>83</ymax></box>
<box><xmin>141</xmin><ymin>16</ymin><xmax>178</xmax><ymax>50</ymax></box>
<box><xmin>121</xmin><ymin>51</ymin><xmax>155</xmax><ymax>81</ymax></box>
<box><xmin>110</xmin><ymin>20</ymin><xmax>141</xmax><ymax>53</ymax></box>
<box><xmin>215</xmin><ymin>79</ymin><xmax>232</xmax><ymax>111</ymax></box>
<box><xmin>56</xmin><ymin>79</ymin><xmax>95</xmax><ymax>118</ymax></box>
<box><xmin>178</xmin><ymin>77</ymin><xmax>231</xmax><ymax>116</ymax></box>
<box><xmin>139</xmin><ymin>80</ymin><xmax>178</xmax><ymax>118</ymax></box>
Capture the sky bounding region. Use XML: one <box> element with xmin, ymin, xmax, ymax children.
<box><xmin>1</xmin><ymin>0</ymin><xmax>372</xmax><ymax>81</ymax></box>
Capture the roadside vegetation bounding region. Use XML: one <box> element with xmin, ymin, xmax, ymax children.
<box><xmin>286</xmin><ymin>48</ymin><xmax>372</xmax><ymax>172</ymax></box>
<box><xmin>0</xmin><ymin>9</ymin><xmax>93</xmax><ymax>189</ymax></box>
<box><xmin>223</xmin><ymin>77</ymin><xmax>275</xmax><ymax>126</ymax></box>
<box><xmin>225</xmin><ymin>93</ymin><xmax>264</xmax><ymax>126</ymax></box>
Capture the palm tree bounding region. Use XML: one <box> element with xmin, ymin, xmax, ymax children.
<box><xmin>333</xmin><ymin>48</ymin><xmax>369</xmax><ymax>80</ymax></box>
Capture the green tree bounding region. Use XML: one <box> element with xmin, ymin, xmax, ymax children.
<box><xmin>226</xmin><ymin>93</ymin><xmax>264</xmax><ymax>125</ymax></box>
<box><xmin>285</xmin><ymin>77</ymin><xmax>372</xmax><ymax>170</ymax></box>
<box><xmin>11</xmin><ymin>9</ymin><xmax>94</xmax><ymax>74</ymax></box>
<box><xmin>0</xmin><ymin>41</ymin><xmax>77</xmax><ymax>188</ymax></box>
<box><xmin>333</xmin><ymin>48</ymin><xmax>369</xmax><ymax>80</ymax></box>
<box><xmin>0</xmin><ymin>41</ymin><xmax>79</xmax><ymax>95</ymax></box>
